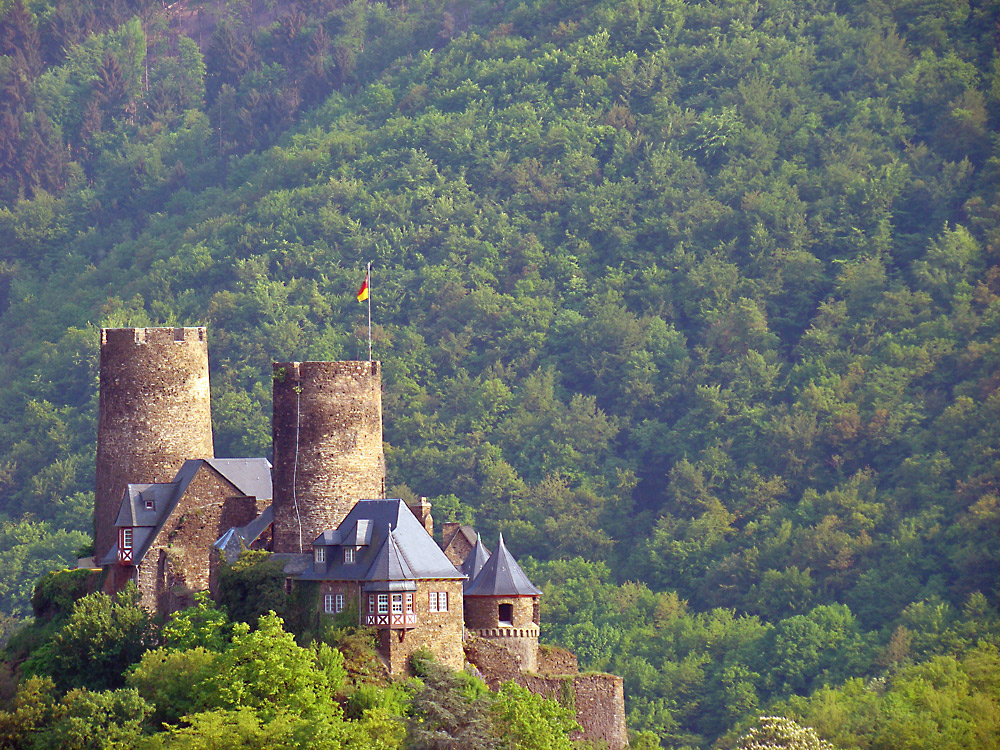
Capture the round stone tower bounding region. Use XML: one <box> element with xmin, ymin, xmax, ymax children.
<box><xmin>95</xmin><ymin>327</ymin><xmax>215</xmax><ymax>563</ymax></box>
<box><xmin>271</xmin><ymin>361</ymin><xmax>385</xmax><ymax>553</ymax></box>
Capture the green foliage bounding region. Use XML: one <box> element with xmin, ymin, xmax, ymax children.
<box><xmin>23</xmin><ymin>584</ymin><xmax>155</xmax><ymax>693</ymax></box>
<box><xmin>0</xmin><ymin>676</ymin><xmax>152</xmax><ymax>750</ymax></box>
<box><xmin>215</xmin><ymin>550</ymin><xmax>287</xmax><ymax>625</ymax></box>
<box><xmin>30</xmin><ymin>568</ymin><xmax>99</xmax><ymax>623</ymax></box>
<box><xmin>161</xmin><ymin>592</ymin><xmax>231</xmax><ymax>652</ymax></box>
<box><xmin>2</xmin><ymin>0</ymin><xmax>1000</xmax><ymax>746</ymax></box>
<box><xmin>491</xmin><ymin>681</ymin><xmax>579</xmax><ymax>750</ymax></box>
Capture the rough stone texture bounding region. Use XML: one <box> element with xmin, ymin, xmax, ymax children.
<box><xmin>465</xmin><ymin>638</ymin><xmax>627</xmax><ymax>749</ymax></box>
<box><xmin>408</xmin><ymin>497</ymin><xmax>433</xmax><ymax>537</ymax></box>
<box><xmin>465</xmin><ymin>594</ymin><xmax>539</xmax><ymax>671</ymax></box>
<box><xmin>537</xmin><ymin>644</ymin><xmax>578</xmax><ymax>675</ymax></box>
<box><xmin>115</xmin><ymin>465</ymin><xmax>260</xmax><ymax>616</ymax></box>
<box><xmin>440</xmin><ymin>523</ymin><xmax>475</xmax><ymax>566</ymax></box>
<box><xmin>95</xmin><ymin>327</ymin><xmax>214</xmax><ymax>563</ymax></box>
<box><xmin>373</xmin><ymin>579</ymin><xmax>465</xmax><ymax>674</ymax></box>
<box><xmin>272</xmin><ymin>361</ymin><xmax>385</xmax><ymax>553</ymax></box>
<box><xmin>520</xmin><ymin>672</ymin><xmax>628</xmax><ymax>750</ymax></box>
<box><xmin>464</xmin><ymin>636</ymin><xmax>522</xmax><ymax>685</ymax></box>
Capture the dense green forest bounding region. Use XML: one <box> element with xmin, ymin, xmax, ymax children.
<box><xmin>1</xmin><ymin>0</ymin><xmax>999</xmax><ymax>747</ymax></box>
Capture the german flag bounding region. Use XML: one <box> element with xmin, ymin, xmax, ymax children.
<box><xmin>356</xmin><ymin>271</ymin><xmax>369</xmax><ymax>302</ymax></box>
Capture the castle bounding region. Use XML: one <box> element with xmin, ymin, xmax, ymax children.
<box><xmin>93</xmin><ymin>326</ymin><xmax>626</xmax><ymax>748</ymax></box>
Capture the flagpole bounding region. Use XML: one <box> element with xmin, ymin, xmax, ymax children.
<box><xmin>367</xmin><ymin>261</ymin><xmax>372</xmax><ymax>362</ymax></box>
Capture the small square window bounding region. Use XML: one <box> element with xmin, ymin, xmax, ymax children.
<box><xmin>144</xmin><ymin>499</ymin><xmax>154</xmax><ymax>510</ymax></box>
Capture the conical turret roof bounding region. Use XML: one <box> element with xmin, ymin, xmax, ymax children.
<box><xmin>465</xmin><ymin>533</ymin><xmax>541</xmax><ymax>597</ymax></box>
<box><xmin>366</xmin><ymin>527</ymin><xmax>414</xmax><ymax>581</ymax></box>
<box><xmin>461</xmin><ymin>533</ymin><xmax>491</xmax><ymax>588</ymax></box>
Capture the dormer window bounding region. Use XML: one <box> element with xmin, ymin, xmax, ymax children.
<box><xmin>315</xmin><ymin>547</ymin><xmax>325</xmax><ymax>564</ymax></box>
<box><xmin>144</xmin><ymin>499</ymin><xmax>155</xmax><ymax>510</ymax></box>
<box><xmin>344</xmin><ymin>547</ymin><xmax>355</xmax><ymax>564</ymax></box>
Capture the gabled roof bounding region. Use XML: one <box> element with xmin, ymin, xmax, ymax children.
<box><xmin>214</xmin><ymin>505</ymin><xmax>274</xmax><ymax>563</ymax></box>
<box><xmin>204</xmin><ymin>458</ymin><xmax>273</xmax><ymax>500</ymax></box>
<box><xmin>461</xmin><ymin>534</ymin><xmax>491</xmax><ymax>587</ymax></box>
<box><xmin>102</xmin><ymin>458</ymin><xmax>271</xmax><ymax>567</ymax></box>
<box><xmin>298</xmin><ymin>499</ymin><xmax>463</xmax><ymax>583</ymax></box>
<box><xmin>464</xmin><ymin>533</ymin><xmax>541</xmax><ymax>597</ymax></box>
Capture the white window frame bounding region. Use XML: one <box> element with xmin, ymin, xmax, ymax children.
<box><xmin>335</xmin><ymin>593</ymin><xmax>344</xmax><ymax>613</ymax></box>
<box><xmin>315</xmin><ymin>547</ymin><xmax>325</xmax><ymax>564</ymax></box>
<box><xmin>392</xmin><ymin>593</ymin><xmax>403</xmax><ymax>614</ymax></box>
<box><xmin>324</xmin><ymin>594</ymin><xmax>335</xmax><ymax>613</ymax></box>
<box><xmin>122</xmin><ymin>527</ymin><xmax>133</xmax><ymax>550</ymax></box>
<box><xmin>344</xmin><ymin>547</ymin><xmax>355</xmax><ymax>564</ymax></box>
<box><xmin>429</xmin><ymin>591</ymin><xmax>448</xmax><ymax>612</ymax></box>
<box><xmin>406</xmin><ymin>592</ymin><xmax>414</xmax><ymax>613</ymax></box>
<box><xmin>377</xmin><ymin>593</ymin><xmax>389</xmax><ymax>614</ymax></box>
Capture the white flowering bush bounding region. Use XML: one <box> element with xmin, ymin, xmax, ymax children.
<box><xmin>736</xmin><ymin>716</ymin><xmax>836</xmax><ymax>750</ymax></box>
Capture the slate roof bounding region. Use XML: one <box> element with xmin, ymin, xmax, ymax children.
<box><xmin>464</xmin><ymin>533</ymin><xmax>542</xmax><ymax>597</ymax></box>
<box><xmin>102</xmin><ymin>458</ymin><xmax>272</xmax><ymax>567</ymax></box>
<box><xmin>214</xmin><ymin>505</ymin><xmax>274</xmax><ymax>563</ymax></box>
<box><xmin>461</xmin><ymin>534</ymin><xmax>491</xmax><ymax>588</ymax></box>
<box><xmin>298</xmin><ymin>499</ymin><xmax>464</xmax><ymax>584</ymax></box>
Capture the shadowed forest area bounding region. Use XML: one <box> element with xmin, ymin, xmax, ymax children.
<box><xmin>0</xmin><ymin>0</ymin><xmax>999</xmax><ymax>747</ymax></box>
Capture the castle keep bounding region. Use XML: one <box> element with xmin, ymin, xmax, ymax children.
<box><xmin>95</xmin><ymin>326</ymin><xmax>627</xmax><ymax>749</ymax></box>
<box><xmin>95</xmin><ymin>327</ymin><xmax>214</xmax><ymax>563</ymax></box>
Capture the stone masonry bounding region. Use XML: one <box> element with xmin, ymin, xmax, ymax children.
<box><xmin>464</xmin><ymin>594</ymin><xmax>539</xmax><ymax>672</ymax></box>
<box><xmin>376</xmin><ymin>579</ymin><xmax>465</xmax><ymax>674</ymax></box>
<box><xmin>95</xmin><ymin>327</ymin><xmax>214</xmax><ymax>563</ymax></box>
<box><xmin>271</xmin><ymin>361</ymin><xmax>385</xmax><ymax>553</ymax></box>
<box><xmin>131</xmin><ymin>465</ymin><xmax>259</xmax><ymax>615</ymax></box>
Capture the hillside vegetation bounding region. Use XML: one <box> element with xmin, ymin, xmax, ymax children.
<box><xmin>1</xmin><ymin>0</ymin><xmax>999</xmax><ymax>747</ymax></box>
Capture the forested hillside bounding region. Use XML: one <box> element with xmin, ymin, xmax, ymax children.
<box><xmin>1</xmin><ymin>0</ymin><xmax>999</xmax><ymax>747</ymax></box>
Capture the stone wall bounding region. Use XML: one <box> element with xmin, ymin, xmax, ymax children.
<box><xmin>440</xmin><ymin>523</ymin><xmax>474</xmax><ymax>566</ymax></box>
<box><xmin>375</xmin><ymin>579</ymin><xmax>465</xmax><ymax>674</ymax></box>
<box><xmin>465</xmin><ymin>594</ymin><xmax>539</xmax><ymax>671</ymax></box>
<box><xmin>465</xmin><ymin>637</ymin><xmax>628</xmax><ymax>749</ymax></box>
<box><xmin>95</xmin><ymin>327</ymin><xmax>214</xmax><ymax>562</ymax></box>
<box><xmin>271</xmin><ymin>361</ymin><xmax>385</xmax><ymax>553</ymax></box>
<box><xmin>131</xmin><ymin>463</ymin><xmax>259</xmax><ymax>615</ymax></box>
<box><xmin>520</xmin><ymin>672</ymin><xmax>628</xmax><ymax>750</ymax></box>
<box><xmin>537</xmin><ymin>644</ymin><xmax>578</xmax><ymax>675</ymax></box>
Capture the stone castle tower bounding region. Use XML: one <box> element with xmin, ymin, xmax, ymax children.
<box><xmin>271</xmin><ymin>361</ymin><xmax>385</xmax><ymax>553</ymax></box>
<box><xmin>94</xmin><ymin>327</ymin><xmax>215</xmax><ymax>562</ymax></box>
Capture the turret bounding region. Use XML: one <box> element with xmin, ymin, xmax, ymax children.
<box><xmin>95</xmin><ymin>327</ymin><xmax>214</xmax><ymax>563</ymax></box>
<box><xmin>464</xmin><ymin>534</ymin><xmax>542</xmax><ymax>671</ymax></box>
<box><xmin>271</xmin><ymin>361</ymin><xmax>385</xmax><ymax>553</ymax></box>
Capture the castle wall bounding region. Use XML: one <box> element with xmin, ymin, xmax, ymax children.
<box><xmin>95</xmin><ymin>327</ymin><xmax>214</xmax><ymax>563</ymax></box>
<box><xmin>465</xmin><ymin>595</ymin><xmax>539</xmax><ymax>671</ymax></box>
<box><xmin>465</xmin><ymin>637</ymin><xmax>627</xmax><ymax>749</ymax></box>
<box><xmin>376</xmin><ymin>579</ymin><xmax>465</xmax><ymax>674</ymax></box>
<box><xmin>130</xmin><ymin>466</ymin><xmax>259</xmax><ymax>616</ymax></box>
<box><xmin>271</xmin><ymin>361</ymin><xmax>385</xmax><ymax>553</ymax></box>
